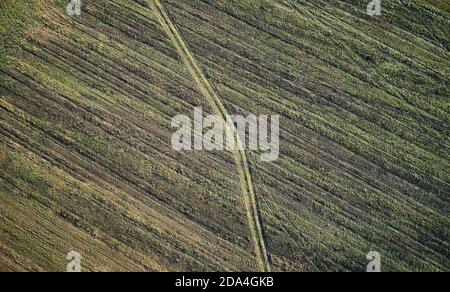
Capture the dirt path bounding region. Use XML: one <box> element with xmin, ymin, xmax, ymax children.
<box><xmin>149</xmin><ymin>0</ymin><xmax>271</xmax><ymax>272</ymax></box>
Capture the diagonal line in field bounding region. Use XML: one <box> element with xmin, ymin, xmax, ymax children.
<box><xmin>148</xmin><ymin>0</ymin><xmax>272</xmax><ymax>272</ymax></box>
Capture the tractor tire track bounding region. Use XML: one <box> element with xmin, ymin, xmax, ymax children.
<box><xmin>148</xmin><ymin>0</ymin><xmax>271</xmax><ymax>272</ymax></box>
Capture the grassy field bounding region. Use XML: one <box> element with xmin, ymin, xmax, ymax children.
<box><xmin>0</xmin><ymin>0</ymin><xmax>448</xmax><ymax>271</ymax></box>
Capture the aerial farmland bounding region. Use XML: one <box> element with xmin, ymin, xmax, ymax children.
<box><xmin>0</xmin><ymin>0</ymin><xmax>448</xmax><ymax>273</ymax></box>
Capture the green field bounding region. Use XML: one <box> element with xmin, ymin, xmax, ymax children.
<box><xmin>0</xmin><ymin>0</ymin><xmax>448</xmax><ymax>272</ymax></box>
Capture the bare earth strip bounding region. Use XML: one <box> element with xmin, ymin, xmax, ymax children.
<box><xmin>148</xmin><ymin>0</ymin><xmax>271</xmax><ymax>272</ymax></box>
